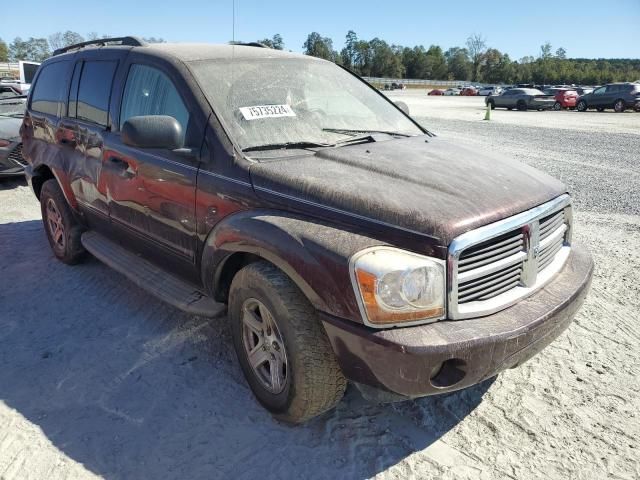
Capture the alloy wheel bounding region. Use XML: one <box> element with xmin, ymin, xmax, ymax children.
<box><xmin>241</xmin><ymin>298</ymin><xmax>288</xmax><ymax>394</ymax></box>
<box><xmin>46</xmin><ymin>198</ymin><xmax>65</xmax><ymax>250</ymax></box>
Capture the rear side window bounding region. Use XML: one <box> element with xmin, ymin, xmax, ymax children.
<box><xmin>76</xmin><ymin>61</ymin><xmax>118</xmax><ymax>127</ymax></box>
<box><xmin>120</xmin><ymin>64</ymin><xmax>189</xmax><ymax>142</ymax></box>
<box><xmin>30</xmin><ymin>61</ymin><xmax>70</xmax><ymax>116</ymax></box>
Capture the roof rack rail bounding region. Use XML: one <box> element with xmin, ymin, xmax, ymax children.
<box><xmin>53</xmin><ymin>36</ymin><xmax>146</xmax><ymax>56</ymax></box>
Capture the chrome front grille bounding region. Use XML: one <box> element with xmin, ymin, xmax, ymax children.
<box><xmin>448</xmin><ymin>195</ymin><xmax>572</xmax><ymax>319</ymax></box>
<box><xmin>7</xmin><ymin>143</ymin><xmax>26</xmax><ymax>167</ymax></box>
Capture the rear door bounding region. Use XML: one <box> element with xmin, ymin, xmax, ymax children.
<box><xmin>59</xmin><ymin>55</ymin><xmax>122</xmax><ymax>223</ymax></box>
<box><xmin>104</xmin><ymin>62</ymin><xmax>201</xmax><ymax>264</ymax></box>
<box><xmin>590</xmin><ymin>86</ymin><xmax>608</xmax><ymax>107</ymax></box>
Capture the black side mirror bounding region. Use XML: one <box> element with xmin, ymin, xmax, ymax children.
<box><xmin>122</xmin><ymin>115</ymin><xmax>183</xmax><ymax>150</ymax></box>
<box><xmin>395</xmin><ymin>101</ymin><xmax>410</xmax><ymax>116</ymax></box>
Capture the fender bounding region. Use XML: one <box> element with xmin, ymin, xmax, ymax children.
<box><xmin>200</xmin><ymin>210</ymin><xmax>386</xmax><ymax>323</ymax></box>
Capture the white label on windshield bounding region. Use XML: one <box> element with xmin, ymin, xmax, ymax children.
<box><xmin>239</xmin><ymin>105</ymin><xmax>296</xmax><ymax>120</ymax></box>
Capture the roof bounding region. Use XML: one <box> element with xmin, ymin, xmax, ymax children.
<box><xmin>141</xmin><ymin>43</ymin><xmax>314</xmax><ymax>63</ymax></box>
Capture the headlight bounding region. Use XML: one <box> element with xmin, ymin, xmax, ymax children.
<box><xmin>349</xmin><ymin>247</ymin><xmax>446</xmax><ymax>327</ymax></box>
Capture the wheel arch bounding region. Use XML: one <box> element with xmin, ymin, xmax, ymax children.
<box><xmin>200</xmin><ymin>210</ymin><xmax>380</xmax><ymax>323</ymax></box>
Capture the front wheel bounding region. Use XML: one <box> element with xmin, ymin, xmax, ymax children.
<box><xmin>553</xmin><ymin>101</ymin><xmax>562</xmax><ymax>111</ymax></box>
<box><xmin>613</xmin><ymin>99</ymin><xmax>625</xmax><ymax>113</ymax></box>
<box><xmin>577</xmin><ymin>100</ymin><xmax>587</xmax><ymax>112</ymax></box>
<box><xmin>229</xmin><ymin>261</ymin><xmax>347</xmax><ymax>423</ymax></box>
<box><xmin>40</xmin><ymin>179</ymin><xmax>86</xmax><ymax>264</ymax></box>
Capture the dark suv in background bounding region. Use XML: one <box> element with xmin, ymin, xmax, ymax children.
<box><xmin>576</xmin><ymin>82</ymin><xmax>640</xmax><ymax>112</ymax></box>
<box><xmin>21</xmin><ymin>37</ymin><xmax>593</xmax><ymax>423</ymax></box>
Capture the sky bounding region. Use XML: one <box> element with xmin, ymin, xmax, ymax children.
<box><xmin>3</xmin><ymin>0</ymin><xmax>640</xmax><ymax>60</ymax></box>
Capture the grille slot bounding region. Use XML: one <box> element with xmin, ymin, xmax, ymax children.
<box><xmin>458</xmin><ymin>264</ymin><xmax>522</xmax><ymax>303</ymax></box>
<box><xmin>7</xmin><ymin>143</ymin><xmax>26</xmax><ymax>167</ymax></box>
<box><xmin>458</xmin><ymin>231</ymin><xmax>524</xmax><ymax>273</ymax></box>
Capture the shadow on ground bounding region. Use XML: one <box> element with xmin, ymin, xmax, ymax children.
<box><xmin>0</xmin><ymin>220</ymin><xmax>493</xmax><ymax>479</ymax></box>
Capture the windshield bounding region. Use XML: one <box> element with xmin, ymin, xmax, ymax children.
<box><xmin>190</xmin><ymin>57</ymin><xmax>423</xmax><ymax>151</ymax></box>
<box><xmin>0</xmin><ymin>97</ymin><xmax>26</xmax><ymax>117</ymax></box>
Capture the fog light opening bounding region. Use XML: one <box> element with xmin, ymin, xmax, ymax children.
<box><xmin>430</xmin><ymin>358</ymin><xmax>467</xmax><ymax>388</ymax></box>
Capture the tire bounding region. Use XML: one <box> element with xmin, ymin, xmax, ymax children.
<box><xmin>506</xmin><ymin>107</ymin><xmax>512</xmax><ymax>111</ymax></box>
<box><xmin>553</xmin><ymin>101</ymin><xmax>562</xmax><ymax>111</ymax></box>
<box><xmin>488</xmin><ymin>100</ymin><xmax>495</xmax><ymax>110</ymax></box>
<box><xmin>229</xmin><ymin>261</ymin><xmax>347</xmax><ymax>423</ymax></box>
<box><xmin>597</xmin><ymin>107</ymin><xmax>605</xmax><ymax>112</ymax></box>
<box><xmin>517</xmin><ymin>101</ymin><xmax>527</xmax><ymax>111</ymax></box>
<box><xmin>613</xmin><ymin>99</ymin><xmax>625</xmax><ymax>113</ymax></box>
<box><xmin>577</xmin><ymin>100</ymin><xmax>587</xmax><ymax>112</ymax></box>
<box><xmin>40</xmin><ymin>179</ymin><xmax>86</xmax><ymax>264</ymax></box>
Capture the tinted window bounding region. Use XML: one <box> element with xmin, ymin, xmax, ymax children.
<box><xmin>31</xmin><ymin>61</ymin><xmax>70</xmax><ymax>116</ymax></box>
<box><xmin>77</xmin><ymin>61</ymin><xmax>117</xmax><ymax>126</ymax></box>
<box><xmin>120</xmin><ymin>64</ymin><xmax>189</xmax><ymax>142</ymax></box>
<box><xmin>593</xmin><ymin>87</ymin><xmax>606</xmax><ymax>95</ymax></box>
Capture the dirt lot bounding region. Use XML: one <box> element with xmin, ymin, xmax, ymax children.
<box><xmin>1</xmin><ymin>96</ymin><xmax>639</xmax><ymax>480</ymax></box>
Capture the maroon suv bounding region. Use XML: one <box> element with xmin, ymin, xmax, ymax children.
<box><xmin>21</xmin><ymin>37</ymin><xmax>593</xmax><ymax>423</ymax></box>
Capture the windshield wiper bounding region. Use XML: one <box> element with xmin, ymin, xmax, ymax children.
<box><xmin>242</xmin><ymin>141</ymin><xmax>332</xmax><ymax>153</ymax></box>
<box><xmin>322</xmin><ymin>128</ymin><xmax>413</xmax><ymax>137</ymax></box>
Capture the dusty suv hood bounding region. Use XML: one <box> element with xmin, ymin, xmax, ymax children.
<box><xmin>249</xmin><ymin>136</ymin><xmax>566</xmax><ymax>245</ymax></box>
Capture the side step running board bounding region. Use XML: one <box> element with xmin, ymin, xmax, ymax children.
<box><xmin>81</xmin><ymin>231</ymin><xmax>226</xmax><ymax>318</ymax></box>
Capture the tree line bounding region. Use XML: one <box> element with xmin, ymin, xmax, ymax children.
<box><xmin>2</xmin><ymin>30</ymin><xmax>639</xmax><ymax>86</ymax></box>
<box><xmin>0</xmin><ymin>32</ymin><xmax>165</xmax><ymax>64</ymax></box>
<box><xmin>300</xmin><ymin>31</ymin><xmax>640</xmax><ymax>85</ymax></box>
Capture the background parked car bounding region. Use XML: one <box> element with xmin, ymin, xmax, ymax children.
<box><xmin>0</xmin><ymin>96</ymin><xmax>27</xmax><ymax>177</ymax></box>
<box><xmin>486</xmin><ymin>88</ymin><xmax>555</xmax><ymax>111</ymax></box>
<box><xmin>443</xmin><ymin>88</ymin><xmax>461</xmax><ymax>96</ymax></box>
<box><xmin>552</xmin><ymin>89</ymin><xmax>579</xmax><ymax>110</ymax></box>
<box><xmin>428</xmin><ymin>89</ymin><xmax>444</xmax><ymax>96</ymax></box>
<box><xmin>460</xmin><ymin>86</ymin><xmax>478</xmax><ymax>96</ymax></box>
<box><xmin>576</xmin><ymin>83</ymin><xmax>640</xmax><ymax>112</ymax></box>
<box><xmin>478</xmin><ymin>85</ymin><xmax>502</xmax><ymax>96</ymax></box>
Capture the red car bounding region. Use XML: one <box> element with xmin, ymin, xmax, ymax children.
<box><xmin>460</xmin><ymin>87</ymin><xmax>478</xmax><ymax>96</ymax></box>
<box><xmin>553</xmin><ymin>89</ymin><xmax>579</xmax><ymax>110</ymax></box>
<box><xmin>428</xmin><ymin>89</ymin><xmax>444</xmax><ymax>96</ymax></box>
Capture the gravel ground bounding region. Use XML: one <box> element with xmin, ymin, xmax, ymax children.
<box><xmin>1</xmin><ymin>97</ymin><xmax>639</xmax><ymax>479</ymax></box>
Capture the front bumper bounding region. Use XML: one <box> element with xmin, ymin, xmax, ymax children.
<box><xmin>321</xmin><ymin>243</ymin><xmax>593</xmax><ymax>400</ymax></box>
<box><xmin>0</xmin><ymin>141</ymin><xmax>25</xmax><ymax>177</ymax></box>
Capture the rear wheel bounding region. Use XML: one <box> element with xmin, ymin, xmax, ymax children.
<box><xmin>40</xmin><ymin>179</ymin><xmax>86</xmax><ymax>264</ymax></box>
<box><xmin>553</xmin><ymin>101</ymin><xmax>562</xmax><ymax>111</ymax></box>
<box><xmin>613</xmin><ymin>99</ymin><xmax>625</xmax><ymax>113</ymax></box>
<box><xmin>517</xmin><ymin>101</ymin><xmax>527</xmax><ymax>111</ymax></box>
<box><xmin>488</xmin><ymin>100</ymin><xmax>495</xmax><ymax>110</ymax></box>
<box><xmin>577</xmin><ymin>100</ymin><xmax>587</xmax><ymax>112</ymax></box>
<box><xmin>229</xmin><ymin>261</ymin><xmax>347</xmax><ymax>423</ymax></box>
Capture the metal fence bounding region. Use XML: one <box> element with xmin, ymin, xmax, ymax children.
<box><xmin>362</xmin><ymin>77</ymin><xmax>472</xmax><ymax>87</ymax></box>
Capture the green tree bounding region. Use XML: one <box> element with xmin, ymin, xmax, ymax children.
<box><xmin>425</xmin><ymin>45</ymin><xmax>447</xmax><ymax>79</ymax></box>
<box><xmin>0</xmin><ymin>38</ymin><xmax>8</xmax><ymax>62</ymax></box>
<box><xmin>9</xmin><ymin>37</ymin><xmax>51</xmax><ymax>62</ymax></box>
<box><xmin>445</xmin><ymin>47</ymin><xmax>471</xmax><ymax>81</ymax></box>
<box><xmin>303</xmin><ymin>32</ymin><xmax>336</xmax><ymax>61</ymax></box>
<box><xmin>340</xmin><ymin>30</ymin><xmax>359</xmax><ymax>70</ymax></box>
<box><xmin>258</xmin><ymin>34</ymin><xmax>284</xmax><ymax>50</ymax></box>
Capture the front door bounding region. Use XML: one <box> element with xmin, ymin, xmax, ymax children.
<box><xmin>103</xmin><ymin>63</ymin><xmax>200</xmax><ymax>263</ymax></box>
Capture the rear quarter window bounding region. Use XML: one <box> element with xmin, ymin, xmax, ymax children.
<box><xmin>30</xmin><ymin>61</ymin><xmax>70</xmax><ymax>116</ymax></box>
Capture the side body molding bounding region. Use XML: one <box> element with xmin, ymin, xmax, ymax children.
<box><xmin>200</xmin><ymin>210</ymin><xmax>385</xmax><ymax>323</ymax></box>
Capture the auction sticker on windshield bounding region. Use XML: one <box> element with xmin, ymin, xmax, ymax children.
<box><xmin>239</xmin><ymin>105</ymin><xmax>296</xmax><ymax>120</ymax></box>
